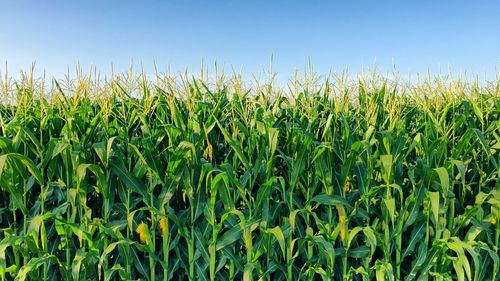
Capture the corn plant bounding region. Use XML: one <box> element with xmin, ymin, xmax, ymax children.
<box><xmin>0</xmin><ymin>68</ymin><xmax>499</xmax><ymax>280</ymax></box>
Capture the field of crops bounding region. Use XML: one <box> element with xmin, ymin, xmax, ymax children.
<box><xmin>0</xmin><ymin>70</ymin><xmax>499</xmax><ymax>280</ymax></box>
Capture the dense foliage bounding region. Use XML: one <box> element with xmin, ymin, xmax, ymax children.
<box><xmin>0</xmin><ymin>71</ymin><xmax>499</xmax><ymax>280</ymax></box>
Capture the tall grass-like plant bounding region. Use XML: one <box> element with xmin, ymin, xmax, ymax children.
<box><xmin>0</xmin><ymin>66</ymin><xmax>499</xmax><ymax>280</ymax></box>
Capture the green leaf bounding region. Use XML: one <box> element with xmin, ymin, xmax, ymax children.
<box><xmin>434</xmin><ymin>167</ymin><xmax>450</xmax><ymax>194</ymax></box>
<box><xmin>0</xmin><ymin>155</ymin><xmax>7</xmax><ymax>176</ymax></box>
<box><xmin>215</xmin><ymin>120</ymin><xmax>250</xmax><ymax>170</ymax></box>
<box><xmin>321</xmin><ymin>113</ymin><xmax>334</xmax><ymax>140</ymax></box>
<box><xmin>380</xmin><ymin>154</ymin><xmax>393</xmax><ymax>183</ymax></box>
<box><xmin>402</xmin><ymin>223</ymin><xmax>426</xmax><ymax>259</ymax></box>
<box><xmin>429</xmin><ymin>192</ymin><xmax>440</xmax><ymax>224</ymax></box>
<box><xmin>72</xmin><ymin>250</ymin><xmax>86</xmax><ymax>281</ymax></box>
<box><xmin>349</xmin><ymin>246</ymin><xmax>370</xmax><ymax>258</ymax></box>
<box><xmin>310</xmin><ymin>194</ymin><xmax>351</xmax><ymax>208</ymax></box>
<box><xmin>131</xmin><ymin>248</ymin><xmax>149</xmax><ymax>280</ymax></box>
<box><xmin>15</xmin><ymin>255</ymin><xmax>58</xmax><ymax>281</ymax></box>
<box><xmin>110</xmin><ymin>161</ymin><xmax>148</xmax><ymax>200</ymax></box>
<box><xmin>8</xmin><ymin>153</ymin><xmax>44</xmax><ymax>185</ymax></box>
<box><xmin>267</xmin><ymin>226</ymin><xmax>286</xmax><ymax>258</ymax></box>
<box><xmin>216</xmin><ymin>225</ymin><xmax>242</xmax><ymax>251</ymax></box>
<box><xmin>268</xmin><ymin>127</ymin><xmax>279</xmax><ymax>155</ymax></box>
<box><xmin>384</xmin><ymin>198</ymin><xmax>396</xmax><ymax>225</ymax></box>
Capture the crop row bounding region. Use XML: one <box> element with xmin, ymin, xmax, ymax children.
<box><xmin>0</xmin><ymin>72</ymin><xmax>499</xmax><ymax>280</ymax></box>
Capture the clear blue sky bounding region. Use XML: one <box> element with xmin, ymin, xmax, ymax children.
<box><xmin>1</xmin><ymin>0</ymin><xmax>500</xmax><ymax>80</ymax></box>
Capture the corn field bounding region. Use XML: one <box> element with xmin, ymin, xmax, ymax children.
<box><xmin>0</xmin><ymin>69</ymin><xmax>499</xmax><ymax>280</ymax></box>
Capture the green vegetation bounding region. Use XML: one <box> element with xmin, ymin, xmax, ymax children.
<box><xmin>0</xmin><ymin>68</ymin><xmax>499</xmax><ymax>280</ymax></box>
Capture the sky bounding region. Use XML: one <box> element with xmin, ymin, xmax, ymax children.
<box><xmin>1</xmin><ymin>0</ymin><xmax>500</xmax><ymax>81</ymax></box>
